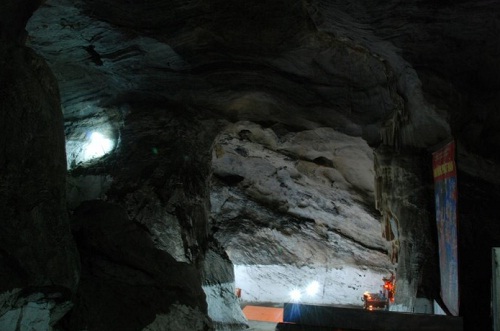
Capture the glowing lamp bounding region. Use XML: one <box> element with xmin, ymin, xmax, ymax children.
<box><xmin>290</xmin><ymin>289</ymin><xmax>301</xmax><ymax>301</ymax></box>
<box><xmin>306</xmin><ymin>281</ymin><xmax>320</xmax><ymax>296</ymax></box>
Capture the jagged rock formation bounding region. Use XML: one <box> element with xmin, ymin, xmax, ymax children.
<box><xmin>1</xmin><ymin>0</ymin><xmax>500</xmax><ymax>330</ymax></box>
<box><xmin>202</xmin><ymin>244</ymin><xmax>247</xmax><ymax>330</ymax></box>
<box><xmin>61</xmin><ymin>100</ymin><xmax>221</xmax><ymax>330</ymax></box>
<box><xmin>210</xmin><ymin>122</ymin><xmax>394</xmax><ymax>305</ymax></box>
<box><xmin>211</xmin><ymin>123</ymin><xmax>385</xmax><ymax>262</ymax></box>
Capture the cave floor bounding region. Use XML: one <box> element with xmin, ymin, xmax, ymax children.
<box><xmin>242</xmin><ymin>302</ymin><xmax>362</xmax><ymax>331</ymax></box>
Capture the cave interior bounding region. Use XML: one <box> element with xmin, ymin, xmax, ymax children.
<box><xmin>1</xmin><ymin>0</ymin><xmax>500</xmax><ymax>330</ymax></box>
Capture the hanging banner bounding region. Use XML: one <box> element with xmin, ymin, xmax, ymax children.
<box><xmin>432</xmin><ymin>140</ymin><xmax>459</xmax><ymax>316</ymax></box>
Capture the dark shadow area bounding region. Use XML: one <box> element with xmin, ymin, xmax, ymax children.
<box><xmin>58</xmin><ymin>200</ymin><xmax>207</xmax><ymax>331</ymax></box>
<box><xmin>458</xmin><ymin>170</ymin><xmax>500</xmax><ymax>331</ymax></box>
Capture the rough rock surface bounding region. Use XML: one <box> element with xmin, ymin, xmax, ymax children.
<box><xmin>234</xmin><ymin>264</ymin><xmax>391</xmax><ymax>306</ymax></box>
<box><xmin>0</xmin><ymin>39</ymin><xmax>79</xmax><ymax>331</ymax></box>
<box><xmin>211</xmin><ymin>124</ymin><xmax>391</xmax><ymax>257</ymax></box>
<box><xmin>374</xmin><ymin>146</ymin><xmax>439</xmax><ymax>309</ymax></box>
<box><xmin>0</xmin><ymin>0</ymin><xmax>499</xmax><ymax>330</ymax></box>
<box><xmin>62</xmin><ymin>200</ymin><xmax>211</xmax><ymax>331</ymax></box>
<box><xmin>210</xmin><ymin>121</ymin><xmax>394</xmax><ymax>305</ymax></box>
<box><xmin>202</xmin><ymin>244</ymin><xmax>248</xmax><ymax>330</ymax></box>
<box><xmin>59</xmin><ymin>101</ymin><xmax>220</xmax><ymax>330</ymax></box>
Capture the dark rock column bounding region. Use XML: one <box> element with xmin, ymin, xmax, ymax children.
<box><xmin>65</xmin><ymin>200</ymin><xmax>212</xmax><ymax>331</ymax></box>
<box><xmin>374</xmin><ymin>146</ymin><xmax>439</xmax><ymax>311</ymax></box>
<box><xmin>202</xmin><ymin>241</ymin><xmax>247</xmax><ymax>330</ymax></box>
<box><xmin>0</xmin><ymin>4</ymin><xmax>80</xmax><ymax>327</ymax></box>
<box><xmin>63</xmin><ymin>99</ymin><xmax>221</xmax><ymax>330</ymax></box>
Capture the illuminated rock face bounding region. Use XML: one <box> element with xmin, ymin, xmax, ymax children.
<box><xmin>210</xmin><ymin>122</ymin><xmax>394</xmax><ymax>305</ymax></box>
<box><xmin>1</xmin><ymin>0</ymin><xmax>500</xmax><ymax>330</ymax></box>
<box><xmin>62</xmin><ymin>104</ymin><xmax>220</xmax><ymax>330</ymax></box>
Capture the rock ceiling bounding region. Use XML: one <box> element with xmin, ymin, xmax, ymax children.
<box><xmin>24</xmin><ymin>0</ymin><xmax>500</xmax><ymax>165</ymax></box>
<box><xmin>1</xmin><ymin>0</ymin><xmax>500</xmax><ymax>330</ymax></box>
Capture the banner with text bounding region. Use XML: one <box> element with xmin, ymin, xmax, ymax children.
<box><xmin>432</xmin><ymin>140</ymin><xmax>459</xmax><ymax>316</ymax></box>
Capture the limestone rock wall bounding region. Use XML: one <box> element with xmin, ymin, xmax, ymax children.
<box><xmin>202</xmin><ymin>243</ymin><xmax>248</xmax><ymax>330</ymax></box>
<box><xmin>211</xmin><ymin>121</ymin><xmax>394</xmax><ymax>305</ymax></box>
<box><xmin>60</xmin><ymin>101</ymin><xmax>220</xmax><ymax>330</ymax></box>
<box><xmin>374</xmin><ymin>146</ymin><xmax>439</xmax><ymax>311</ymax></box>
<box><xmin>211</xmin><ymin>122</ymin><xmax>389</xmax><ymax>264</ymax></box>
<box><xmin>0</xmin><ymin>31</ymin><xmax>80</xmax><ymax>331</ymax></box>
<box><xmin>63</xmin><ymin>200</ymin><xmax>211</xmax><ymax>331</ymax></box>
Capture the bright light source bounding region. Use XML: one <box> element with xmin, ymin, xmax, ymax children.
<box><xmin>306</xmin><ymin>281</ymin><xmax>320</xmax><ymax>296</ymax></box>
<box><xmin>84</xmin><ymin>131</ymin><xmax>114</xmax><ymax>160</ymax></box>
<box><xmin>290</xmin><ymin>289</ymin><xmax>301</xmax><ymax>301</ymax></box>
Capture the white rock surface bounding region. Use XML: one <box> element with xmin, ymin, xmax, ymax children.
<box><xmin>202</xmin><ymin>248</ymin><xmax>248</xmax><ymax>330</ymax></box>
<box><xmin>203</xmin><ymin>283</ymin><xmax>247</xmax><ymax>327</ymax></box>
<box><xmin>212</xmin><ymin>122</ymin><xmax>391</xmax><ymax>266</ymax></box>
<box><xmin>0</xmin><ymin>298</ymin><xmax>72</xmax><ymax>331</ymax></box>
<box><xmin>234</xmin><ymin>264</ymin><xmax>390</xmax><ymax>306</ymax></box>
<box><xmin>211</xmin><ymin>122</ymin><xmax>394</xmax><ymax>308</ymax></box>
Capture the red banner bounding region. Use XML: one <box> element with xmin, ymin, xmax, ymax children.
<box><xmin>432</xmin><ymin>141</ymin><xmax>459</xmax><ymax>316</ymax></box>
<box><xmin>432</xmin><ymin>142</ymin><xmax>457</xmax><ymax>181</ymax></box>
